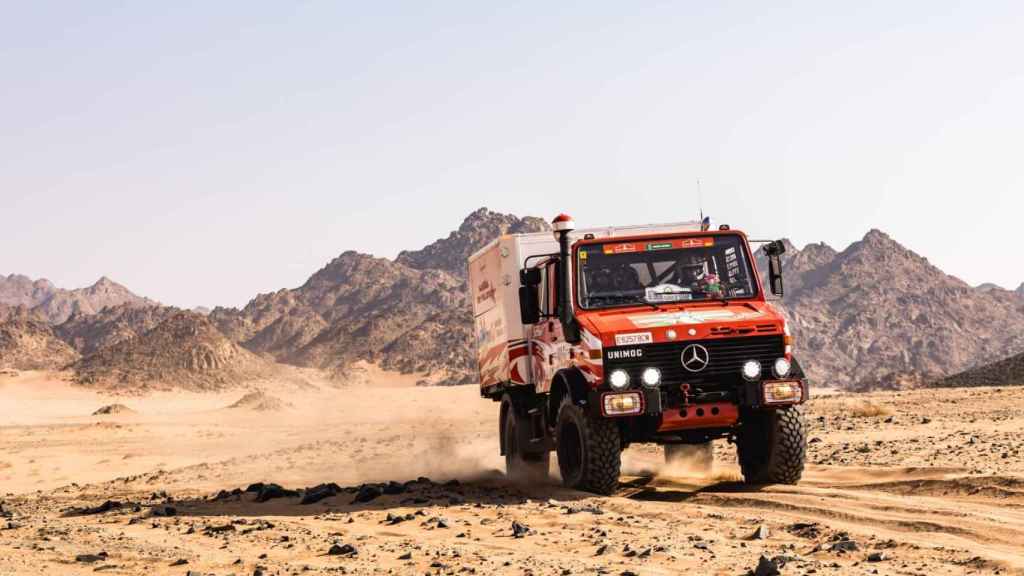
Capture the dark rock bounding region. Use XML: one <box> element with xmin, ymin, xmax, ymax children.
<box><xmin>75</xmin><ymin>552</ymin><xmax>108</xmax><ymax>563</ymax></box>
<box><xmin>151</xmin><ymin>505</ymin><xmax>177</xmax><ymax>517</ymax></box>
<box><xmin>751</xmin><ymin>524</ymin><xmax>770</xmax><ymax>540</ymax></box>
<box><xmin>398</xmin><ymin>551</ymin><xmax>413</xmax><ymax>560</ymax></box>
<box><xmin>301</xmin><ymin>483</ymin><xmax>341</xmax><ymax>505</ymax></box>
<box><xmin>752</xmin><ymin>555</ymin><xmax>781</xmax><ymax>576</ymax></box>
<box><xmin>328</xmin><ymin>543</ymin><xmax>357</xmax><ymax>556</ymax></box>
<box><xmin>595</xmin><ymin>544</ymin><xmax>607</xmax><ymax>556</ymax></box>
<box><xmin>512</xmin><ymin>520</ymin><xmax>530</xmax><ymax>538</ymax></box>
<box><xmin>169</xmin><ymin>559</ymin><xmax>188</xmax><ymax>566</ymax></box>
<box><xmin>830</xmin><ymin>539</ymin><xmax>859</xmax><ymax>553</ymax></box>
<box><xmin>868</xmin><ymin>552</ymin><xmax>888</xmax><ymax>562</ymax></box>
<box><xmin>787</xmin><ymin>522</ymin><xmax>820</xmax><ymax>539</ymax></box>
<box><xmin>255</xmin><ymin>483</ymin><xmax>299</xmax><ymax>503</ymax></box>
<box><xmin>73</xmin><ymin>500</ymin><xmax>123</xmax><ymax>516</ymax></box>
<box><xmin>383</xmin><ymin>481</ymin><xmax>407</xmax><ymax>495</ymax></box>
<box><xmin>352</xmin><ymin>484</ymin><xmax>382</xmax><ymax>504</ymax></box>
<box><xmin>245</xmin><ymin>483</ymin><xmax>265</xmax><ymax>493</ymax></box>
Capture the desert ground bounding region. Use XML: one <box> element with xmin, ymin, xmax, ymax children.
<box><xmin>1</xmin><ymin>370</ymin><xmax>1023</xmax><ymax>576</ymax></box>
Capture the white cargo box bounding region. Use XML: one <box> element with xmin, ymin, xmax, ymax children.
<box><xmin>468</xmin><ymin>219</ymin><xmax>703</xmax><ymax>390</ymax></box>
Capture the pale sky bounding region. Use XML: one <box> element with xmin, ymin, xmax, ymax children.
<box><xmin>2</xmin><ymin>1</ymin><xmax>1022</xmax><ymax>308</ymax></box>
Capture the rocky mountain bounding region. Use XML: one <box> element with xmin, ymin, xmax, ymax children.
<box><xmin>766</xmin><ymin>230</ymin><xmax>1024</xmax><ymax>389</ymax></box>
<box><xmin>396</xmin><ymin>208</ymin><xmax>548</xmax><ymax>277</ymax></box>
<box><xmin>932</xmin><ymin>350</ymin><xmax>1024</xmax><ymax>388</ymax></box>
<box><xmin>1017</xmin><ymin>283</ymin><xmax>1024</xmax><ymax>299</ymax></box>
<box><xmin>0</xmin><ymin>274</ymin><xmax>154</xmax><ymax>324</ymax></box>
<box><xmin>73</xmin><ymin>311</ymin><xmax>271</xmax><ymax>390</ymax></box>
<box><xmin>0</xmin><ymin>303</ymin><xmax>47</xmax><ymax>324</ymax></box>
<box><xmin>211</xmin><ymin>209</ymin><xmax>548</xmax><ymax>384</ymax></box>
<box><xmin>6</xmin><ymin>210</ymin><xmax>1020</xmax><ymax>392</ymax></box>
<box><xmin>0</xmin><ymin>275</ymin><xmax>58</xmax><ymax>308</ymax></box>
<box><xmin>55</xmin><ymin>304</ymin><xmax>182</xmax><ymax>357</ymax></box>
<box><xmin>0</xmin><ymin>319</ymin><xmax>80</xmax><ymax>370</ymax></box>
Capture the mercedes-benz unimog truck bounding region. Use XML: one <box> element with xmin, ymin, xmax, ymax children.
<box><xmin>468</xmin><ymin>214</ymin><xmax>807</xmax><ymax>495</ymax></box>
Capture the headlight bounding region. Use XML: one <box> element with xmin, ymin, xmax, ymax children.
<box><xmin>641</xmin><ymin>367</ymin><xmax>661</xmax><ymax>387</ymax></box>
<box><xmin>763</xmin><ymin>380</ymin><xmax>803</xmax><ymax>404</ymax></box>
<box><xmin>741</xmin><ymin>360</ymin><xmax>762</xmax><ymax>381</ymax></box>
<box><xmin>602</xmin><ymin>392</ymin><xmax>643</xmax><ymax>416</ymax></box>
<box><xmin>608</xmin><ymin>369</ymin><xmax>630</xmax><ymax>390</ymax></box>
<box><xmin>773</xmin><ymin>357</ymin><xmax>791</xmax><ymax>378</ymax></box>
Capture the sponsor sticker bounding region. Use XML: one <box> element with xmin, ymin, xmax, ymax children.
<box><xmin>679</xmin><ymin>237</ymin><xmax>715</xmax><ymax>249</ymax></box>
<box><xmin>646</xmin><ymin>242</ymin><xmax>673</xmax><ymax>251</ymax></box>
<box><xmin>603</xmin><ymin>242</ymin><xmax>639</xmax><ymax>255</ymax></box>
<box><xmin>627</xmin><ymin>309</ymin><xmax>764</xmax><ymax>328</ymax></box>
<box><xmin>615</xmin><ymin>332</ymin><xmax>653</xmax><ymax>345</ymax></box>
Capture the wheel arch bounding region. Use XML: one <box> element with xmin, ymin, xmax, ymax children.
<box><xmin>547</xmin><ymin>368</ymin><xmax>590</xmax><ymax>425</ymax></box>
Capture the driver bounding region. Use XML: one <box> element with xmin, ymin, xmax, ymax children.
<box><xmin>678</xmin><ymin>255</ymin><xmax>723</xmax><ymax>295</ymax></box>
<box><xmin>678</xmin><ymin>255</ymin><xmax>706</xmax><ymax>288</ymax></box>
<box><xmin>609</xmin><ymin>264</ymin><xmax>642</xmax><ymax>293</ymax></box>
<box><xmin>586</xmin><ymin>266</ymin><xmax>615</xmax><ymax>295</ymax></box>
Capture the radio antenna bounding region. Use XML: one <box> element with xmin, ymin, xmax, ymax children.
<box><xmin>697</xmin><ymin>179</ymin><xmax>703</xmax><ymax>222</ymax></box>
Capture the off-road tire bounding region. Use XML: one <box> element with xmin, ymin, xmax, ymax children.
<box><xmin>664</xmin><ymin>442</ymin><xmax>714</xmax><ymax>474</ymax></box>
<box><xmin>555</xmin><ymin>397</ymin><xmax>621</xmax><ymax>495</ymax></box>
<box><xmin>502</xmin><ymin>398</ymin><xmax>550</xmax><ymax>483</ymax></box>
<box><xmin>737</xmin><ymin>406</ymin><xmax>806</xmax><ymax>484</ymax></box>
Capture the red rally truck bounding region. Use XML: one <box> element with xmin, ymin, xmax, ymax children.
<box><xmin>468</xmin><ymin>214</ymin><xmax>807</xmax><ymax>495</ymax></box>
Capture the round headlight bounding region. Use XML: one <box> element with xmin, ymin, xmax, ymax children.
<box><xmin>773</xmin><ymin>357</ymin><xmax>792</xmax><ymax>378</ymax></box>
<box><xmin>608</xmin><ymin>369</ymin><xmax>630</xmax><ymax>390</ymax></box>
<box><xmin>641</xmin><ymin>367</ymin><xmax>662</xmax><ymax>387</ymax></box>
<box><xmin>741</xmin><ymin>360</ymin><xmax>762</xmax><ymax>381</ymax></box>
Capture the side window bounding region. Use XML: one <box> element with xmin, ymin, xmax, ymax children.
<box><xmin>545</xmin><ymin>260</ymin><xmax>560</xmax><ymax>316</ymax></box>
<box><xmin>537</xmin><ymin>265</ymin><xmax>549</xmax><ymax>316</ymax></box>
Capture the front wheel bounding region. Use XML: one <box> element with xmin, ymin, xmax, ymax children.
<box><xmin>737</xmin><ymin>406</ymin><xmax>806</xmax><ymax>484</ymax></box>
<box><xmin>555</xmin><ymin>397</ymin><xmax>621</xmax><ymax>495</ymax></box>
<box><xmin>502</xmin><ymin>396</ymin><xmax>550</xmax><ymax>483</ymax></box>
<box><xmin>664</xmin><ymin>442</ymin><xmax>714</xmax><ymax>475</ymax></box>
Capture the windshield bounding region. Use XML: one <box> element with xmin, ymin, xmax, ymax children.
<box><xmin>577</xmin><ymin>235</ymin><xmax>758</xmax><ymax>309</ymax></box>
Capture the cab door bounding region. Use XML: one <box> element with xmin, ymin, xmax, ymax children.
<box><xmin>530</xmin><ymin>259</ymin><xmax>571</xmax><ymax>393</ymax></box>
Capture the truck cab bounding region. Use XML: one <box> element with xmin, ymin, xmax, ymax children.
<box><xmin>469</xmin><ymin>214</ymin><xmax>807</xmax><ymax>494</ymax></box>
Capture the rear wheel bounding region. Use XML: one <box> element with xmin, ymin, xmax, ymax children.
<box><xmin>664</xmin><ymin>442</ymin><xmax>714</xmax><ymax>474</ymax></box>
<box><xmin>555</xmin><ymin>397</ymin><xmax>621</xmax><ymax>495</ymax></box>
<box><xmin>737</xmin><ymin>406</ymin><xmax>806</xmax><ymax>484</ymax></box>
<box><xmin>501</xmin><ymin>396</ymin><xmax>550</xmax><ymax>483</ymax></box>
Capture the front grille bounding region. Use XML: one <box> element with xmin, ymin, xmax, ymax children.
<box><xmin>603</xmin><ymin>335</ymin><xmax>785</xmax><ymax>389</ymax></box>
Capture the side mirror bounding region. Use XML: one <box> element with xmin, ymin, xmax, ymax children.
<box><xmin>520</xmin><ymin>268</ymin><xmax>542</xmax><ymax>287</ymax></box>
<box><xmin>766</xmin><ymin>240</ymin><xmax>785</xmax><ymax>297</ymax></box>
<box><xmin>519</xmin><ymin>285</ymin><xmax>540</xmax><ymax>325</ymax></box>
<box><xmin>764</xmin><ymin>239</ymin><xmax>787</xmax><ymax>257</ymax></box>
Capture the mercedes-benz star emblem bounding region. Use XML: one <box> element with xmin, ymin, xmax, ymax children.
<box><xmin>680</xmin><ymin>344</ymin><xmax>710</xmax><ymax>372</ymax></box>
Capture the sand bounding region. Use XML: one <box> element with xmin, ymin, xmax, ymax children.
<box><xmin>1</xmin><ymin>369</ymin><xmax>1023</xmax><ymax>575</ymax></box>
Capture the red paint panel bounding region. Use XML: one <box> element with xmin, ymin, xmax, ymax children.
<box><xmin>657</xmin><ymin>402</ymin><xmax>739</xmax><ymax>432</ymax></box>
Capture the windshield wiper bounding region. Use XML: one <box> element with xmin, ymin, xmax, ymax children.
<box><xmin>619</xmin><ymin>295</ymin><xmax>665</xmax><ymax>311</ymax></box>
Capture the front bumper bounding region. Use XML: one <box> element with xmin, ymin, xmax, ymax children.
<box><xmin>589</xmin><ymin>378</ymin><xmax>809</xmax><ymax>429</ymax></box>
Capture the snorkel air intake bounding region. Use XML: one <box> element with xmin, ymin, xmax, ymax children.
<box><xmin>552</xmin><ymin>214</ymin><xmax>581</xmax><ymax>344</ymax></box>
